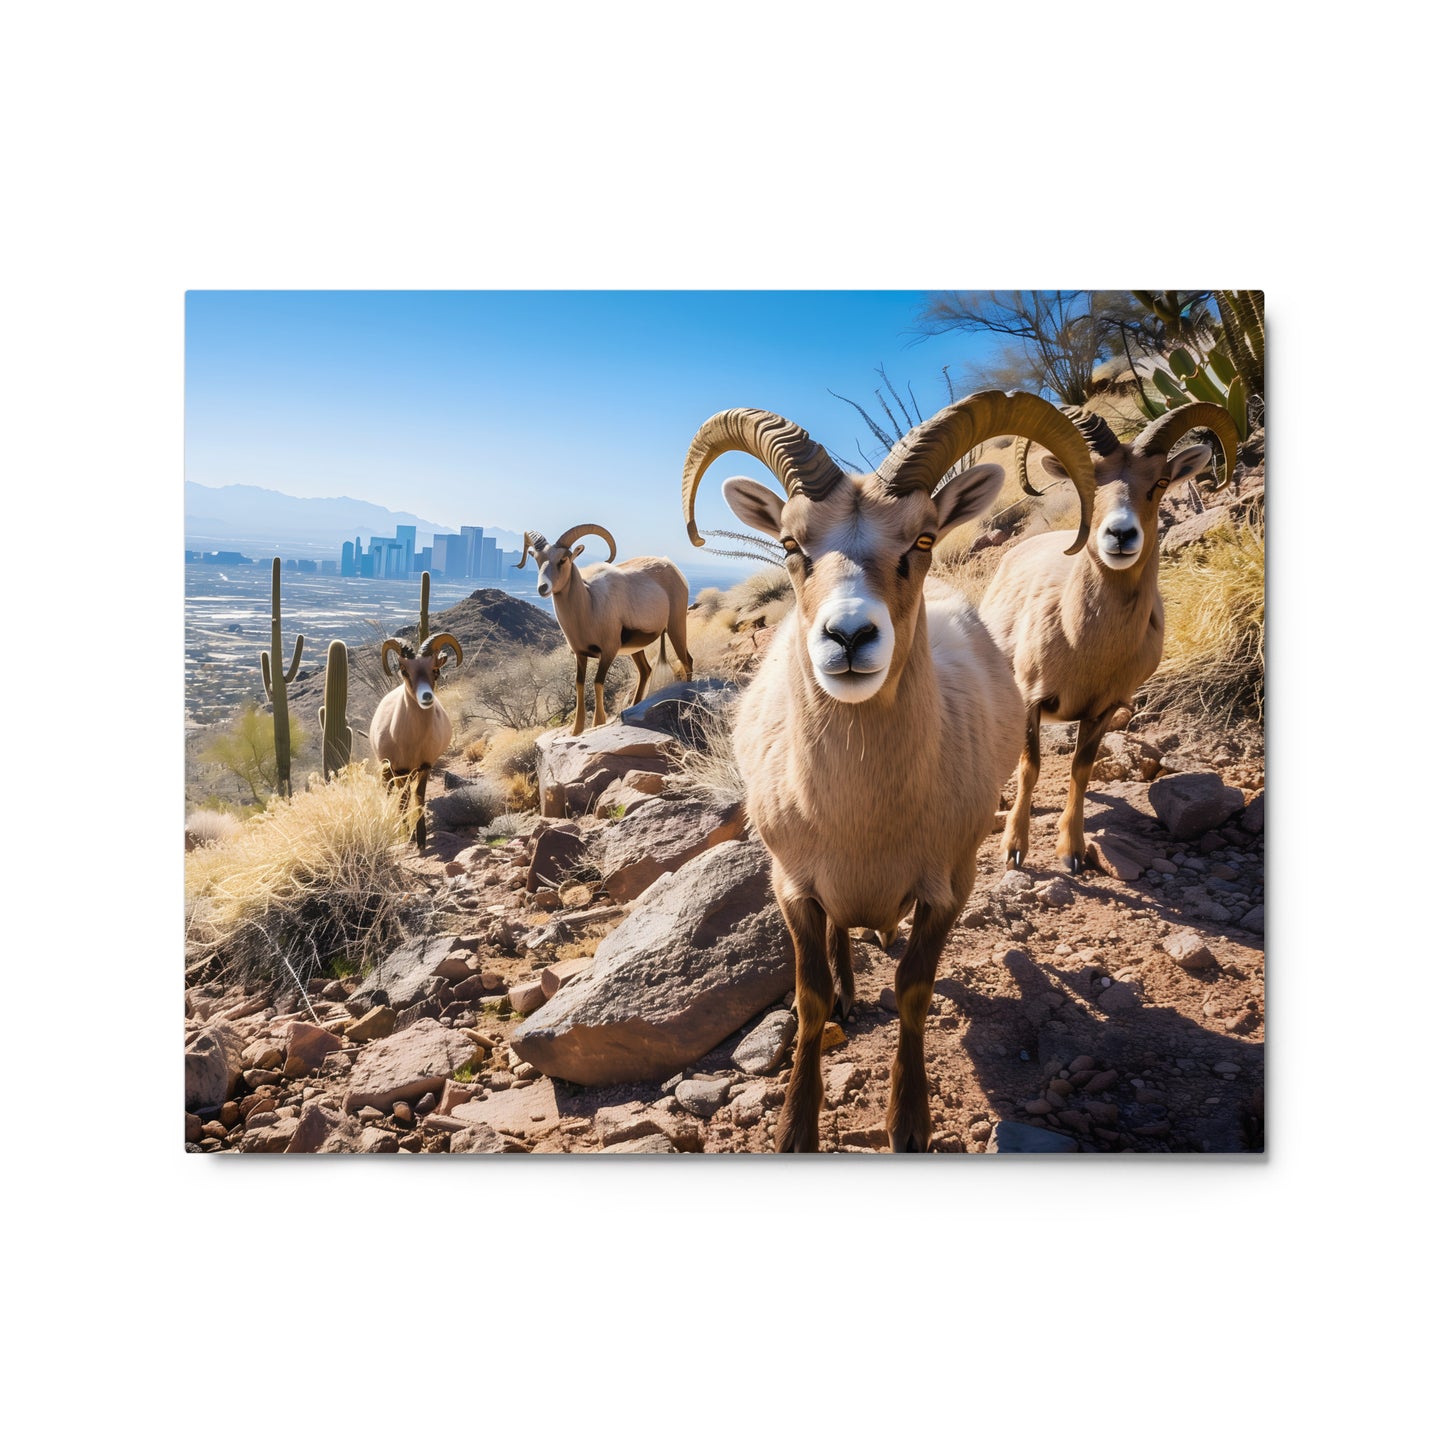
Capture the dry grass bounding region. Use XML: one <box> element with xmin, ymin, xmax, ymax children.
<box><xmin>184</xmin><ymin>808</ymin><xmax>244</xmax><ymax>850</ymax></box>
<box><xmin>1141</xmin><ymin>516</ymin><xmax>1265</xmax><ymax>729</ymax></box>
<box><xmin>671</xmin><ymin>694</ymin><xmax>747</xmax><ymax>807</ymax></box>
<box><xmin>185</xmin><ymin>763</ymin><xmax>416</xmax><ymax>983</ymax></box>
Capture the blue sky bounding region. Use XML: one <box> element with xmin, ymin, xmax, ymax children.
<box><xmin>185</xmin><ymin>291</ymin><xmax>999</xmax><ymax>567</ymax></box>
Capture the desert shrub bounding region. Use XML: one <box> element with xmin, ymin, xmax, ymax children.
<box><xmin>691</xmin><ymin>587</ymin><xmax>728</xmax><ymax>619</ymax></box>
<box><xmin>1140</xmin><ymin>517</ymin><xmax>1264</xmax><ymax>729</ymax></box>
<box><xmin>486</xmin><ymin>810</ymin><xmax>539</xmax><ymax>840</ymax></box>
<box><xmin>461</xmin><ymin>644</ymin><xmax>631</xmax><ymax>732</ymax></box>
<box><xmin>483</xmin><ymin>726</ymin><xmax>544</xmax><ymax>779</ymax></box>
<box><xmin>184</xmin><ymin>808</ymin><xmax>243</xmax><ymax>850</ymax></box>
<box><xmin>185</xmin><ymin>763</ymin><xmax>416</xmax><ymax>984</ymax></box>
<box><xmin>201</xmin><ymin>702</ymin><xmax>307</xmax><ymax>806</ymax></box>
<box><xmin>734</xmin><ymin>567</ymin><xmax>793</xmax><ymax>614</ymax></box>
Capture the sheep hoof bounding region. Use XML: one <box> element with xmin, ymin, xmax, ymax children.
<box><xmin>1007</xmin><ymin>849</ymin><xmax>1025</xmax><ymax>869</ymax></box>
<box><xmin>1066</xmin><ymin>852</ymin><xmax>1084</xmax><ymax>875</ymax></box>
<box><xmin>832</xmin><ymin>993</ymin><xmax>855</xmax><ymax>1025</ymax></box>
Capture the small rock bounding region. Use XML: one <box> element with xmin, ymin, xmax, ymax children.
<box><xmin>825</xmin><ymin>1064</ymin><xmax>865</xmax><ymax>1106</ymax></box>
<box><xmin>731</xmin><ymin>1009</ymin><xmax>798</xmax><ymax>1075</ymax></box>
<box><xmin>1163</xmin><ymin>931</ymin><xmax>1216</xmax><ymax>972</ymax></box>
<box><xmin>1238</xmin><ymin>905</ymin><xmax>1265</xmax><ymax>934</ymax></box>
<box><xmin>1084</xmin><ymin>1069</ymin><xmax>1118</xmax><ymax>1093</ymax></box>
<box><xmin>392</xmin><ymin>1101</ymin><xmax>414</xmax><ymax>1126</ymax></box>
<box><xmin>344</xmin><ymin>1005</ymin><xmax>397</xmax><ymax>1044</ymax></box>
<box><xmin>675</xmin><ymin>1075</ymin><xmax>733</xmax><ymax>1118</ymax></box>
<box><xmin>508</xmin><ymin>979</ymin><xmax>548</xmax><ymax>1015</ymax></box>
<box><xmin>1149</xmin><ymin>771</ymin><xmax>1246</xmax><ymax>840</ymax></box>
<box><xmin>821</xmin><ymin>1021</ymin><xmax>846</xmax><ymax>1052</ymax></box>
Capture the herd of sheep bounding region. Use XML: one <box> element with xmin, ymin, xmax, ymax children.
<box><xmin>362</xmin><ymin>390</ymin><xmax>1239</xmax><ymax>1152</ymax></box>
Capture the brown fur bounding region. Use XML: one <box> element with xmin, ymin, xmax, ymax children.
<box><xmin>369</xmin><ymin>643</ymin><xmax>456</xmax><ymax>850</ymax></box>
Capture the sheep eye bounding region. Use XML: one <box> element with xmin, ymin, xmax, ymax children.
<box><xmin>914</xmin><ymin>534</ymin><xmax>935</xmax><ymax>551</ymax></box>
<box><xmin>781</xmin><ymin>538</ymin><xmax>812</xmax><ymax>576</ymax></box>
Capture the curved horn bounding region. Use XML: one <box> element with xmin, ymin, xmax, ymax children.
<box><xmin>1134</xmin><ymin>402</ymin><xmax>1239</xmax><ymax>486</ymax></box>
<box><xmin>555</xmin><ymin>524</ymin><xmax>616</xmax><ymax>562</ymax></box>
<box><xmin>515</xmin><ymin>531</ymin><xmax>541</xmax><ymax>569</ymax></box>
<box><xmin>381</xmin><ymin>638</ymin><xmax>407</xmax><ymax>680</ymax></box>
<box><xmin>878</xmin><ymin>391</ymin><xmax>1097</xmax><ymax>556</ymax></box>
<box><xmin>1017</xmin><ymin>406</ymin><xmax>1121</xmax><ymax>499</ymax></box>
<box><xmin>681</xmin><ymin>408</ymin><xmax>845</xmax><ymax>547</ymax></box>
<box><xmin>422</xmin><ymin>633</ymin><xmax>463</xmax><ymax>670</ymax></box>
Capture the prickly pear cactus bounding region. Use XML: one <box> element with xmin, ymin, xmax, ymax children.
<box><xmin>318</xmin><ymin>639</ymin><xmax>352</xmax><ymax>780</ymax></box>
<box><xmin>259</xmin><ymin>557</ymin><xmax>304</xmax><ymax>796</ymax></box>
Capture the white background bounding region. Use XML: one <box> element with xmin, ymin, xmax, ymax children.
<box><xmin>4</xmin><ymin>3</ymin><xmax>1435</xmax><ymax>1440</ymax></box>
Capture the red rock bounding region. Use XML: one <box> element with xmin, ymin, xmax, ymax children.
<box><xmin>283</xmin><ymin>1021</ymin><xmax>344</xmax><ymax>1076</ymax></box>
<box><xmin>508</xmin><ymin>979</ymin><xmax>547</xmax><ymax>1014</ymax></box>
<box><xmin>541</xmin><ymin>958</ymin><xmax>592</xmax><ymax>999</ymax></box>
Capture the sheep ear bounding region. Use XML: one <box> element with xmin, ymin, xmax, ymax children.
<box><xmin>1164</xmin><ymin>443</ymin><xmax>1215</xmax><ymax>486</ymax></box>
<box><xmin>933</xmin><ymin>463</ymin><xmax>1005</xmax><ymax>538</ymax></box>
<box><xmin>1039</xmin><ymin>454</ymin><xmax>1071</xmax><ymax>482</ymax></box>
<box><xmin>570</xmin><ymin>543</ymin><xmax>585</xmax><ymax>559</ymax></box>
<box><xmin>721</xmin><ymin>476</ymin><xmax>785</xmax><ymax>538</ymax></box>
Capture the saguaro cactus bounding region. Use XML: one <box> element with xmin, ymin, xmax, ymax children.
<box><xmin>259</xmin><ymin>557</ymin><xmax>304</xmax><ymax>796</ymax></box>
<box><xmin>418</xmin><ymin>570</ymin><xmax>431</xmax><ymax>641</ymax></box>
<box><xmin>318</xmin><ymin>639</ymin><xmax>352</xmax><ymax>780</ymax></box>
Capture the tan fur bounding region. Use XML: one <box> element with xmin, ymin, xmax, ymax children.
<box><xmin>980</xmin><ymin>441</ymin><xmax>1207</xmax><ymax>869</ymax></box>
<box><xmin>730</xmin><ymin>474</ymin><xmax>1022</xmax><ymax>1152</ymax></box>
<box><xmin>369</xmin><ymin>652</ymin><xmax>454</xmax><ymax>849</ymax></box>
<box><xmin>526</xmin><ymin>542</ymin><xmax>694</xmax><ymax>735</ymax></box>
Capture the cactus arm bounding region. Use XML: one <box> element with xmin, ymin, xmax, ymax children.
<box><xmin>261</xmin><ymin>650</ymin><xmax>274</xmax><ymax>701</ymax></box>
<box><xmin>284</xmin><ymin>633</ymin><xmax>304</xmax><ymax>683</ymax></box>
<box><xmin>419</xmin><ymin>571</ymin><xmax>430</xmax><ymax>641</ymax></box>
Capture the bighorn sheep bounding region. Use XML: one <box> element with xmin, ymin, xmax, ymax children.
<box><xmin>980</xmin><ymin>402</ymin><xmax>1239</xmax><ymax>872</ymax></box>
<box><xmin>368</xmin><ymin>632</ymin><xmax>463</xmax><ymax>851</ymax></box>
<box><xmin>682</xmin><ymin>392</ymin><xmax>1095</xmax><ymax>1152</ymax></box>
<box><xmin>516</xmin><ymin>524</ymin><xmax>693</xmax><ymax>736</ymax></box>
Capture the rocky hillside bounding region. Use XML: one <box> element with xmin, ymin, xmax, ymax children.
<box><xmin>185</xmin><ymin>680</ymin><xmax>1264</xmax><ymax>1155</ymax></box>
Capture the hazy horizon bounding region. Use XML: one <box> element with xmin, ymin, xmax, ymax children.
<box><xmin>185</xmin><ymin>291</ymin><xmax>998</xmax><ymax>563</ymax></box>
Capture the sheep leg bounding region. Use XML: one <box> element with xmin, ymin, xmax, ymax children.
<box><xmin>412</xmin><ymin>764</ymin><xmax>430</xmax><ymax>851</ymax></box>
<box><xmin>775</xmin><ymin>892</ymin><xmax>832</xmax><ymax>1153</ymax></box>
<box><xmin>630</xmin><ymin>648</ymin><xmax>652</xmax><ymax>706</ymax></box>
<box><xmin>887</xmin><ymin>899</ymin><xmax>956</xmax><ymax>1153</ymax></box>
<box><xmin>1057</xmin><ymin>710</ymin><xmax>1114</xmax><ymax>873</ymax></box>
<box><xmin>591</xmin><ymin>651</ymin><xmax>617</xmax><ymax>729</ymax></box>
<box><xmin>570</xmin><ymin>655</ymin><xmax>587</xmax><ymax>737</ymax></box>
<box><xmin>827</xmin><ymin>918</ymin><xmax>855</xmax><ymax>1022</ymax></box>
<box><xmin>668</xmin><ymin>619</ymin><xmax>693</xmax><ymax>681</ymax></box>
<box><xmin>1001</xmin><ymin>702</ymin><xmax>1042</xmax><ymax>868</ymax></box>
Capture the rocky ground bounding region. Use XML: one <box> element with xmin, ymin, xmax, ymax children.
<box><xmin>185</xmin><ymin>682</ymin><xmax>1265</xmax><ymax>1156</ymax></box>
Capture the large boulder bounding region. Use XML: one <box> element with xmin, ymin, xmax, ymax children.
<box><xmin>594</xmin><ymin>796</ymin><xmax>747</xmax><ymax>903</ymax></box>
<box><xmin>527</xmin><ymin>822</ymin><xmax>585</xmax><ymax>891</ymax></box>
<box><xmin>1149</xmin><ymin>771</ymin><xmax>1246</xmax><ymax>840</ymax></box>
<box><xmin>511</xmin><ymin>839</ymin><xmax>791</xmax><ymax>1086</ymax></box>
<box><xmin>619</xmin><ymin>679</ymin><xmax>739</xmax><ymax>748</ymax></box>
<box><xmin>342</xmin><ymin>1018</ymin><xmax>485</xmax><ymax>1113</ymax></box>
<box><xmin>184</xmin><ymin>1022</ymin><xmax>244</xmax><ymax>1113</ymax></box>
<box><xmin>536</xmin><ymin>723</ymin><xmax>678</xmax><ymax>818</ymax></box>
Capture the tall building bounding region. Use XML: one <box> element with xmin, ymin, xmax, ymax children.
<box><xmin>480</xmin><ymin>535</ymin><xmax>498</xmax><ymax>578</ymax></box>
<box><xmin>394</xmin><ymin>525</ymin><xmax>416</xmax><ymax>576</ymax></box>
<box><xmin>341</xmin><ymin>540</ymin><xmax>355</xmax><ymax>576</ymax></box>
<box><xmin>460</xmin><ymin>525</ymin><xmax>487</xmax><ymax>578</ymax></box>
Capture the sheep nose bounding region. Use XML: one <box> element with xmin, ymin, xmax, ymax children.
<box><xmin>1104</xmin><ymin>523</ymin><xmax>1140</xmax><ymax>549</ymax></box>
<box><xmin>824</xmin><ymin>620</ymin><xmax>880</xmax><ymax>658</ymax></box>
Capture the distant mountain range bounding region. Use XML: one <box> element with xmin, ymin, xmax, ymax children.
<box><xmin>184</xmin><ymin>482</ymin><xmax>525</xmax><ymax>557</ymax></box>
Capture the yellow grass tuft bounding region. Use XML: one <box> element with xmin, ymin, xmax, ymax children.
<box><xmin>1144</xmin><ymin>517</ymin><xmax>1265</xmax><ymax>728</ymax></box>
<box><xmin>185</xmin><ymin>763</ymin><xmax>416</xmax><ymax>981</ymax></box>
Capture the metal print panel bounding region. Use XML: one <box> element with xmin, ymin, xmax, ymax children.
<box><xmin>184</xmin><ymin>290</ymin><xmax>1264</xmax><ymax>1155</ymax></box>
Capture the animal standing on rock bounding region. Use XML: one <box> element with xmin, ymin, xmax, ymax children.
<box><xmin>981</xmin><ymin>402</ymin><xmax>1239</xmax><ymax>873</ymax></box>
<box><xmin>682</xmin><ymin>392</ymin><xmax>1096</xmax><ymax>1152</ymax></box>
<box><xmin>517</xmin><ymin>523</ymin><xmax>693</xmax><ymax>736</ymax></box>
<box><xmin>368</xmin><ymin>632</ymin><xmax>463</xmax><ymax>851</ymax></box>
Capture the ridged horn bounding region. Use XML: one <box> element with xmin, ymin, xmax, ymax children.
<box><xmin>1017</xmin><ymin>406</ymin><xmax>1120</xmax><ymax>498</ymax></box>
<box><xmin>421</xmin><ymin>633</ymin><xmax>463</xmax><ymax>670</ymax></box>
<box><xmin>681</xmin><ymin>408</ymin><xmax>845</xmax><ymax>547</ymax></box>
<box><xmin>878</xmin><ymin>391</ymin><xmax>1097</xmax><ymax>556</ymax></box>
<box><xmin>555</xmin><ymin>524</ymin><xmax>616</xmax><ymax>562</ymax></box>
<box><xmin>515</xmin><ymin>531</ymin><xmax>543</xmax><ymax>569</ymax></box>
<box><xmin>380</xmin><ymin>637</ymin><xmax>409</xmax><ymax>679</ymax></box>
<box><xmin>1134</xmin><ymin>402</ymin><xmax>1239</xmax><ymax>485</ymax></box>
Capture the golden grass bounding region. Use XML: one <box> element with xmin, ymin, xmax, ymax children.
<box><xmin>1143</xmin><ymin>517</ymin><xmax>1265</xmax><ymax>727</ymax></box>
<box><xmin>185</xmin><ymin>763</ymin><xmax>415</xmax><ymax>981</ymax></box>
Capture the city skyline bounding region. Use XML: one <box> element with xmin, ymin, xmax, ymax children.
<box><xmin>184</xmin><ymin>292</ymin><xmax>998</xmax><ymax>562</ymax></box>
